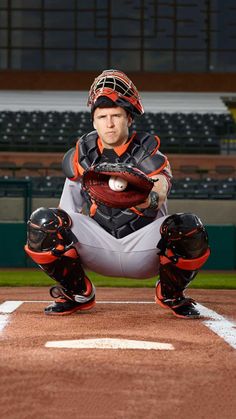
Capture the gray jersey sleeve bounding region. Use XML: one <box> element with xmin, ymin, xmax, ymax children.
<box><xmin>59</xmin><ymin>178</ymin><xmax>85</xmax><ymax>213</ymax></box>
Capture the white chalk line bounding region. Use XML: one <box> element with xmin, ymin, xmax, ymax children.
<box><xmin>0</xmin><ymin>314</ymin><xmax>9</xmax><ymax>332</ymax></box>
<box><xmin>0</xmin><ymin>301</ymin><xmax>23</xmax><ymax>313</ymax></box>
<box><xmin>0</xmin><ymin>300</ymin><xmax>236</xmax><ymax>349</ymax></box>
<box><xmin>196</xmin><ymin>303</ymin><xmax>236</xmax><ymax>350</ymax></box>
<box><xmin>0</xmin><ymin>301</ymin><xmax>24</xmax><ymax>334</ymax></box>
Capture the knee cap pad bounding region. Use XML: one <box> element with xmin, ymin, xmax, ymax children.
<box><xmin>159</xmin><ymin>213</ymin><xmax>210</xmax><ymax>270</ymax></box>
<box><xmin>27</xmin><ymin>207</ymin><xmax>73</xmax><ymax>253</ymax></box>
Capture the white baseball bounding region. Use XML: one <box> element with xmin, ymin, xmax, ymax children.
<box><xmin>108</xmin><ymin>176</ymin><xmax>128</xmax><ymax>191</ymax></box>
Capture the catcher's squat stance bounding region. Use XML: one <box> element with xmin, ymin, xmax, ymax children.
<box><xmin>25</xmin><ymin>69</ymin><xmax>210</xmax><ymax>318</ymax></box>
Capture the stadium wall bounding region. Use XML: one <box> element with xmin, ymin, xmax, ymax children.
<box><xmin>1</xmin><ymin>153</ymin><xmax>236</xmax><ymax>173</ymax></box>
<box><xmin>1</xmin><ymin>71</ymin><xmax>236</xmax><ymax>92</ymax></box>
<box><xmin>0</xmin><ymin>222</ymin><xmax>235</xmax><ymax>270</ymax></box>
<box><xmin>1</xmin><ymin>197</ymin><xmax>235</xmax><ymax>225</ymax></box>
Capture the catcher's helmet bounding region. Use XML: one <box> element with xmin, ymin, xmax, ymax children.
<box><xmin>88</xmin><ymin>69</ymin><xmax>144</xmax><ymax>116</ymax></box>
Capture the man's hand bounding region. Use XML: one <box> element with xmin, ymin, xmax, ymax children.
<box><xmin>137</xmin><ymin>174</ymin><xmax>169</xmax><ymax>209</ymax></box>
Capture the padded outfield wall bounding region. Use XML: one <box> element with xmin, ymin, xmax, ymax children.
<box><xmin>0</xmin><ymin>222</ymin><xmax>235</xmax><ymax>270</ymax></box>
<box><xmin>0</xmin><ymin>196</ymin><xmax>235</xmax><ymax>269</ymax></box>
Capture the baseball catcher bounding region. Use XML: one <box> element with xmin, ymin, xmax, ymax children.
<box><xmin>25</xmin><ymin>69</ymin><xmax>210</xmax><ymax>318</ymax></box>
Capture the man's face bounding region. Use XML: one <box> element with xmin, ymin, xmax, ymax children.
<box><xmin>93</xmin><ymin>106</ymin><xmax>132</xmax><ymax>148</ymax></box>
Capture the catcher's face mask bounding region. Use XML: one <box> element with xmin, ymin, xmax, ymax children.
<box><xmin>88</xmin><ymin>69</ymin><xmax>144</xmax><ymax>116</ymax></box>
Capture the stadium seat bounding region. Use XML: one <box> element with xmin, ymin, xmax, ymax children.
<box><xmin>0</xmin><ymin>111</ymin><xmax>235</xmax><ymax>154</ymax></box>
<box><xmin>21</xmin><ymin>162</ymin><xmax>45</xmax><ymax>176</ymax></box>
<box><xmin>179</xmin><ymin>165</ymin><xmax>199</xmax><ymax>175</ymax></box>
<box><xmin>31</xmin><ymin>176</ymin><xmax>65</xmax><ymax>197</ymax></box>
<box><xmin>215</xmin><ymin>165</ymin><xmax>235</xmax><ymax>176</ymax></box>
<box><xmin>0</xmin><ymin>173</ymin><xmax>235</xmax><ymax>200</ymax></box>
<box><xmin>0</xmin><ymin>134</ymin><xmax>12</xmax><ymax>149</ymax></box>
<box><xmin>0</xmin><ymin>161</ymin><xmax>18</xmax><ymax>176</ymax></box>
<box><xmin>48</xmin><ymin>161</ymin><xmax>62</xmax><ymax>172</ymax></box>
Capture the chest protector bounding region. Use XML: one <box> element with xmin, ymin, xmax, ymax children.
<box><xmin>62</xmin><ymin>131</ymin><xmax>169</xmax><ymax>238</ymax></box>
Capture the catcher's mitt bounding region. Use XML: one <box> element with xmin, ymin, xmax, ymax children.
<box><xmin>82</xmin><ymin>162</ymin><xmax>155</xmax><ymax>208</ymax></box>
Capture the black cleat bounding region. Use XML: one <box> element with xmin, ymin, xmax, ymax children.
<box><xmin>155</xmin><ymin>281</ymin><xmax>200</xmax><ymax>319</ymax></box>
<box><xmin>44</xmin><ymin>296</ymin><xmax>95</xmax><ymax>315</ymax></box>
<box><xmin>45</xmin><ymin>277</ymin><xmax>96</xmax><ymax>316</ymax></box>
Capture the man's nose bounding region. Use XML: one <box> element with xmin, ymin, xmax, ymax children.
<box><xmin>106</xmin><ymin>116</ymin><xmax>114</xmax><ymax>127</ymax></box>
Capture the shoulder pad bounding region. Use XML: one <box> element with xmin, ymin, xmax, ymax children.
<box><xmin>62</xmin><ymin>146</ymin><xmax>79</xmax><ymax>180</ymax></box>
<box><xmin>62</xmin><ymin>131</ymin><xmax>99</xmax><ymax>180</ymax></box>
<box><xmin>78</xmin><ymin>130</ymin><xmax>100</xmax><ymax>170</ymax></box>
<box><xmin>134</xmin><ymin>132</ymin><xmax>160</xmax><ymax>154</ymax></box>
<box><xmin>134</xmin><ymin>133</ymin><xmax>167</xmax><ymax>175</ymax></box>
<box><xmin>138</xmin><ymin>151</ymin><xmax>167</xmax><ymax>176</ymax></box>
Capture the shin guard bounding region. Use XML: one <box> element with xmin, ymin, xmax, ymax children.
<box><xmin>24</xmin><ymin>207</ymin><xmax>95</xmax><ymax>304</ymax></box>
<box><xmin>156</xmin><ymin>213</ymin><xmax>210</xmax><ymax>318</ymax></box>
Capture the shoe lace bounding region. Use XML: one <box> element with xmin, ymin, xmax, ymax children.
<box><xmin>49</xmin><ymin>283</ymin><xmax>95</xmax><ymax>304</ymax></box>
<box><xmin>49</xmin><ymin>285</ymin><xmax>74</xmax><ymax>301</ymax></box>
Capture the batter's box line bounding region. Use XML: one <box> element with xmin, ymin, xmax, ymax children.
<box><xmin>0</xmin><ymin>300</ymin><xmax>236</xmax><ymax>350</ymax></box>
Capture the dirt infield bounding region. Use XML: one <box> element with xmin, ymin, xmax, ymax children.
<box><xmin>0</xmin><ymin>287</ymin><xmax>236</xmax><ymax>419</ymax></box>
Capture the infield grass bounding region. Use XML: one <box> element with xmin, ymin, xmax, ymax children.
<box><xmin>0</xmin><ymin>269</ymin><xmax>236</xmax><ymax>289</ymax></box>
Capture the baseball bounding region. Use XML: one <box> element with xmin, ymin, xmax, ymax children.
<box><xmin>108</xmin><ymin>176</ymin><xmax>128</xmax><ymax>191</ymax></box>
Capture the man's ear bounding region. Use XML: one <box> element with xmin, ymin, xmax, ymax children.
<box><xmin>127</xmin><ymin>114</ymin><xmax>133</xmax><ymax>127</ymax></box>
<box><xmin>93</xmin><ymin>120</ymin><xmax>96</xmax><ymax>130</ymax></box>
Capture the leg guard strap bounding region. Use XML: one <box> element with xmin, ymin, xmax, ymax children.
<box><xmin>159</xmin><ymin>262</ymin><xmax>197</xmax><ymax>297</ymax></box>
<box><xmin>25</xmin><ymin>245</ymin><xmax>77</xmax><ymax>264</ymax></box>
<box><xmin>26</xmin><ymin>245</ymin><xmax>93</xmax><ymax>299</ymax></box>
<box><xmin>160</xmin><ymin>247</ymin><xmax>210</xmax><ymax>271</ymax></box>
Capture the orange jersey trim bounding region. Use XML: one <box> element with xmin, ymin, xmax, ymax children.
<box><xmin>97</xmin><ymin>133</ymin><xmax>136</xmax><ymax>156</ymax></box>
<box><xmin>113</xmin><ymin>132</ymin><xmax>136</xmax><ymax>156</ymax></box>
<box><xmin>97</xmin><ymin>137</ymin><xmax>104</xmax><ymax>153</ymax></box>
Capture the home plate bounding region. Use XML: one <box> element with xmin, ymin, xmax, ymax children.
<box><xmin>45</xmin><ymin>338</ymin><xmax>174</xmax><ymax>350</ymax></box>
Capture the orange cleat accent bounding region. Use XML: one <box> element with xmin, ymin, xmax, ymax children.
<box><xmin>155</xmin><ymin>281</ymin><xmax>200</xmax><ymax>319</ymax></box>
